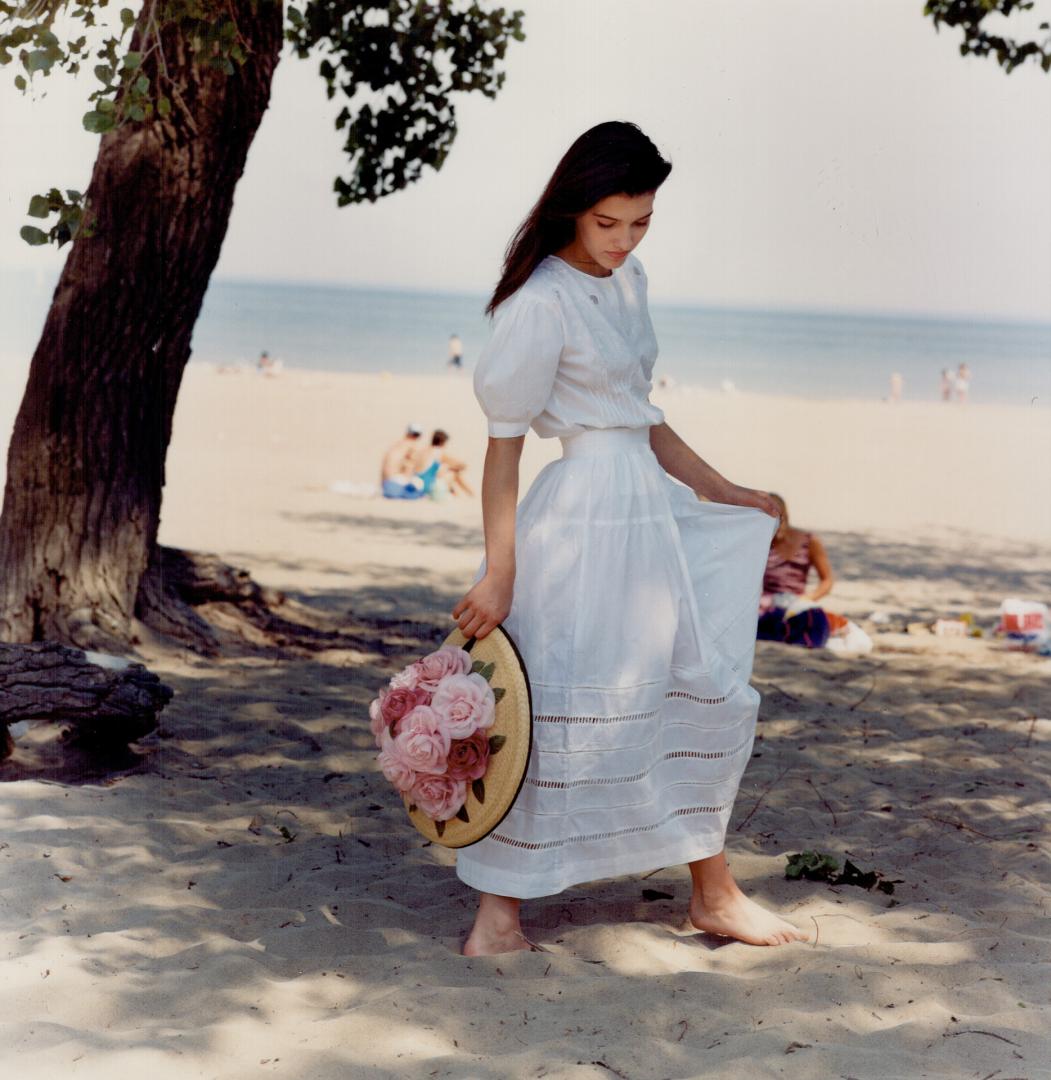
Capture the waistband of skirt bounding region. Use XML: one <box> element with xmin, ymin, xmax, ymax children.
<box><xmin>559</xmin><ymin>426</ymin><xmax>652</xmax><ymax>459</ymax></box>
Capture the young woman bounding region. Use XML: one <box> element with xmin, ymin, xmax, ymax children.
<box><xmin>452</xmin><ymin>121</ymin><xmax>807</xmax><ymax>956</ymax></box>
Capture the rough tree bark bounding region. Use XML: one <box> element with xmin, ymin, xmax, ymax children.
<box><xmin>0</xmin><ymin>0</ymin><xmax>284</xmax><ymax>650</ymax></box>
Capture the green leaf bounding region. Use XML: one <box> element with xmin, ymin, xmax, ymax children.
<box><xmin>435</xmin><ymin>820</ymin><xmax>445</xmax><ymax>838</ymax></box>
<box><xmin>488</xmin><ymin>734</ymin><xmax>506</xmax><ymax>755</ymax></box>
<box><xmin>27</xmin><ymin>195</ymin><xmax>50</xmax><ymax>219</ymax></box>
<box><xmin>97</xmin><ymin>99</ymin><xmax>116</xmax><ymax>114</ymax></box>
<box><xmin>157</xmin><ymin>95</ymin><xmax>171</xmax><ymax>118</ymax></box>
<box><xmin>82</xmin><ymin>110</ymin><xmax>115</xmax><ymax>134</ymax></box>
<box><xmin>127</xmin><ymin>103</ymin><xmax>145</xmax><ymax>122</ymax></box>
<box><xmin>122</xmin><ymin>51</ymin><xmax>142</xmax><ymax>69</ymax></box>
<box><xmin>471</xmin><ymin>778</ymin><xmax>485</xmax><ymax>804</ymax></box>
<box><xmin>492</xmin><ymin>687</ymin><xmax>506</xmax><ymax>703</ymax></box>
<box><xmin>25</xmin><ymin>49</ymin><xmax>52</xmax><ymax>73</ymax></box>
<box><xmin>455</xmin><ymin>804</ymin><xmax>470</xmax><ymax>823</ymax></box>
<box><xmin>120</xmin><ymin>7</ymin><xmax>135</xmax><ymax>28</ymax></box>
<box><xmin>20</xmin><ymin>225</ymin><xmax>48</xmax><ymax>246</ymax></box>
<box><xmin>94</xmin><ymin>64</ymin><xmax>113</xmax><ymax>83</ymax></box>
<box><xmin>65</xmin><ymin>190</ymin><xmax>83</xmax><ymax>202</ymax></box>
<box><xmin>470</xmin><ymin>659</ymin><xmax>485</xmax><ymax>674</ymax></box>
<box><xmin>479</xmin><ymin>662</ymin><xmax>495</xmax><ymax>682</ymax></box>
<box><xmin>14</xmin><ymin>74</ymin><xmax>27</xmax><ymax>91</ymax></box>
<box><xmin>134</xmin><ymin>74</ymin><xmax>149</xmax><ymax>94</ymax></box>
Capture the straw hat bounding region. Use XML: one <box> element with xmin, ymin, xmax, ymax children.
<box><xmin>404</xmin><ymin>625</ymin><xmax>532</xmax><ymax>848</ymax></box>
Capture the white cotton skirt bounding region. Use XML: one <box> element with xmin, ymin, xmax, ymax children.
<box><xmin>456</xmin><ymin>425</ymin><xmax>777</xmax><ymax>899</ymax></box>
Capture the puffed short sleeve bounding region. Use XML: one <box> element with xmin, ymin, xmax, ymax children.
<box><xmin>473</xmin><ymin>289</ymin><xmax>564</xmax><ymax>438</ymax></box>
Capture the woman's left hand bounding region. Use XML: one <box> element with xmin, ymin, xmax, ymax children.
<box><xmin>720</xmin><ymin>484</ymin><xmax>780</xmax><ymax>519</ymax></box>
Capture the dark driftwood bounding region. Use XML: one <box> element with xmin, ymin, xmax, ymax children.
<box><xmin>0</xmin><ymin>641</ymin><xmax>172</xmax><ymax>753</ymax></box>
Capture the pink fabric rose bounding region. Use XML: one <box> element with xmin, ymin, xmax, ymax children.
<box><xmin>430</xmin><ymin>672</ymin><xmax>496</xmax><ymax>739</ymax></box>
<box><xmin>412</xmin><ymin>645</ymin><xmax>472</xmax><ymax>693</ymax></box>
<box><xmin>389</xmin><ymin>664</ymin><xmax>420</xmax><ymax>691</ymax></box>
<box><xmin>374</xmin><ymin>686</ymin><xmax>430</xmax><ymax>744</ymax></box>
<box><xmin>377</xmin><ymin>730</ymin><xmax>417</xmax><ymax>792</ymax></box>
<box><xmin>368</xmin><ymin>694</ymin><xmax>387</xmax><ymax>745</ymax></box>
<box><xmin>391</xmin><ymin>705</ymin><xmax>451</xmax><ymax>774</ymax></box>
<box><xmin>410</xmin><ymin>773</ymin><xmax>468</xmax><ymax>822</ymax></box>
<box><xmin>446</xmin><ymin>730</ymin><xmax>491</xmax><ymax>782</ymax></box>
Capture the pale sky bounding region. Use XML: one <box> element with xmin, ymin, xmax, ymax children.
<box><xmin>2</xmin><ymin>0</ymin><xmax>1050</xmax><ymax>320</ymax></box>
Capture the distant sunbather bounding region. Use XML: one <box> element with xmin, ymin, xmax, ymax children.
<box><xmin>381</xmin><ymin>423</ymin><xmax>427</xmax><ymax>500</ymax></box>
<box><xmin>416</xmin><ymin>429</ymin><xmax>474</xmax><ymax>498</ymax></box>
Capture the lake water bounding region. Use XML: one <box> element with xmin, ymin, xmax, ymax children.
<box><xmin>4</xmin><ymin>270</ymin><xmax>1049</xmax><ymax>406</ymax></box>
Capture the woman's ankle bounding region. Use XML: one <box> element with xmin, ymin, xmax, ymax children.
<box><xmin>474</xmin><ymin>892</ymin><xmax>522</xmax><ymax>930</ymax></box>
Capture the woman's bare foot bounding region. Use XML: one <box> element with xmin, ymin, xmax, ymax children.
<box><xmin>689</xmin><ymin>890</ymin><xmax>807</xmax><ymax>946</ymax></box>
<box><xmin>687</xmin><ymin>851</ymin><xmax>808</xmax><ymax>947</ymax></box>
<box><xmin>462</xmin><ymin>892</ymin><xmax>538</xmax><ymax>956</ymax></box>
<box><xmin>463</xmin><ymin>926</ymin><xmax>537</xmax><ymax>956</ymax></box>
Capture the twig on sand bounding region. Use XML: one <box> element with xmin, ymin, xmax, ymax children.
<box><xmin>923</xmin><ymin>814</ymin><xmax>1019</xmax><ymax>841</ymax></box>
<box><xmin>1025</xmin><ymin>715</ymin><xmax>1038</xmax><ymax>748</ymax></box>
<box><xmin>810</xmin><ymin>915</ymin><xmax>820</xmax><ymax>948</ymax></box>
<box><xmin>942</xmin><ymin>1029</ymin><xmax>1020</xmax><ymax>1047</ymax></box>
<box><xmin>836</xmin><ymin>661</ymin><xmax>885</xmax><ymax>712</ymax></box>
<box><xmin>764</xmin><ymin>682</ymin><xmax>802</xmax><ymax>704</ymax></box>
<box><xmin>676</xmin><ymin>1019</ymin><xmax>688</xmax><ymax>1042</ymax></box>
<box><xmin>806</xmin><ymin>777</ymin><xmax>838</xmax><ymax>825</ymax></box>
<box><xmin>592</xmin><ymin>1061</ymin><xmax>630</xmax><ymax>1079</ymax></box>
<box><xmin>735</xmin><ymin>766</ymin><xmax>790</xmax><ymax>832</ymax></box>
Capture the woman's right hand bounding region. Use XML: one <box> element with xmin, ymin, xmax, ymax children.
<box><xmin>451</xmin><ymin>570</ymin><xmax>514</xmax><ymax>640</ymax></box>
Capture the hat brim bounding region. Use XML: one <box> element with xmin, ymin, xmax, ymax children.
<box><xmin>404</xmin><ymin>625</ymin><xmax>532</xmax><ymax>849</ymax></box>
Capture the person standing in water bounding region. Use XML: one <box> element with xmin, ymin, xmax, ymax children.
<box><xmin>447</xmin><ymin>333</ymin><xmax>464</xmax><ymax>370</ymax></box>
<box><xmin>956</xmin><ymin>362</ymin><xmax>971</xmax><ymax>404</ymax></box>
<box><xmin>451</xmin><ymin>121</ymin><xmax>807</xmax><ymax>955</ymax></box>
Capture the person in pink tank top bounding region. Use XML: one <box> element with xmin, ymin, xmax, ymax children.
<box><xmin>763</xmin><ymin>495</ymin><xmax>834</xmax><ymax>602</ymax></box>
<box><xmin>758</xmin><ymin>494</ymin><xmax>836</xmax><ymax>648</ymax></box>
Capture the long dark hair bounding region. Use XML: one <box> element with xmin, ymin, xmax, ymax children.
<box><xmin>486</xmin><ymin>121</ymin><xmax>672</xmax><ymax>315</ymax></box>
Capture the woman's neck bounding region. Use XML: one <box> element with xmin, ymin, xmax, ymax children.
<box><xmin>554</xmin><ymin>243</ymin><xmax>613</xmax><ymax>278</ymax></box>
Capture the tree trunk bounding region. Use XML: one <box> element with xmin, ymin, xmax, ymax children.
<box><xmin>0</xmin><ymin>1</ymin><xmax>284</xmax><ymax>650</ymax></box>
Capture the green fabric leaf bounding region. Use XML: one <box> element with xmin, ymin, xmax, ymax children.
<box><xmin>455</xmin><ymin>804</ymin><xmax>470</xmax><ymax>823</ymax></box>
<box><xmin>488</xmin><ymin>734</ymin><xmax>506</xmax><ymax>755</ymax></box>
<box><xmin>492</xmin><ymin>687</ymin><xmax>505</xmax><ymax>703</ymax></box>
<box><xmin>471</xmin><ymin>778</ymin><xmax>485</xmax><ymax>804</ymax></box>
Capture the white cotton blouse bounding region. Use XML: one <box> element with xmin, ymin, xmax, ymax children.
<box><xmin>473</xmin><ymin>253</ymin><xmax>666</xmax><ymax>439</ymax></box>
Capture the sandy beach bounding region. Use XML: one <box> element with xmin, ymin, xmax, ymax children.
<box><xmin>1</xmin><ymin>364</ymin><xmax>1049</xmax><ymax>1079</ymax></box>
